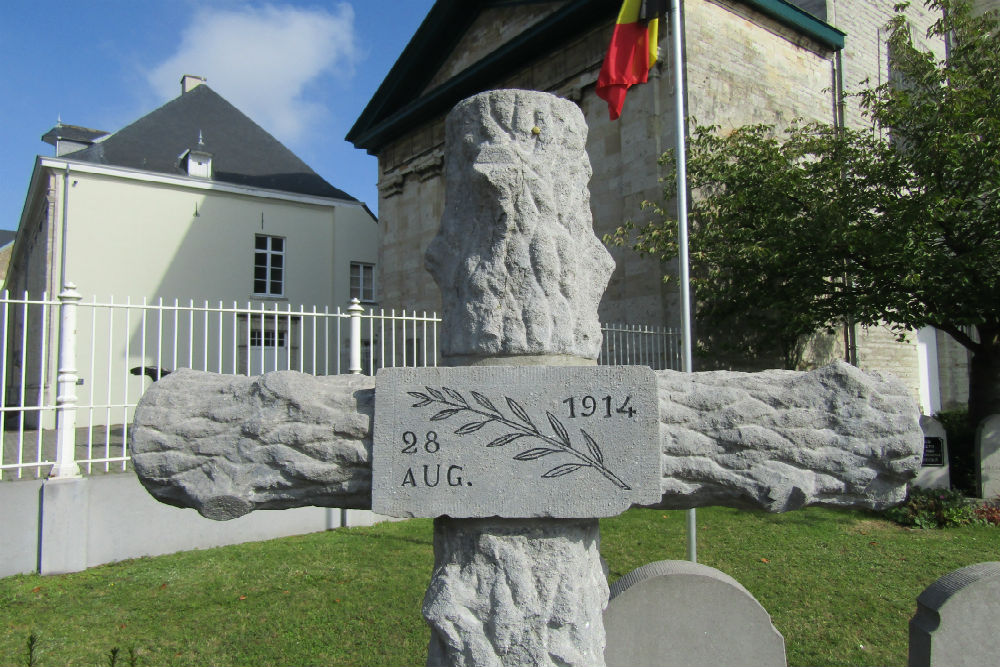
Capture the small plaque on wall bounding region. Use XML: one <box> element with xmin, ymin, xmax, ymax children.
<box><xmin>922</xmin><ymin>437</ymin><xmax>945</xmax><ymax>467</ymax></box>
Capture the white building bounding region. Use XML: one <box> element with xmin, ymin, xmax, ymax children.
<box><xmin>6</xmin><ymin>76</ymin><xmax>378</xmax><ymax>427</ymax></box>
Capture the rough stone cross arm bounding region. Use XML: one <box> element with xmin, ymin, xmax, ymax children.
<box><xmin>130</xmin><ymin>361</ymin><xmax>922</xmax><ymax>521</ymax></box>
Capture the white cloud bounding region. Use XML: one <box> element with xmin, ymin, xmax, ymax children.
<box><xmin>147</xmin><ymin>3</ymin><xmax>357</xmax><ymax>144</ymax></box>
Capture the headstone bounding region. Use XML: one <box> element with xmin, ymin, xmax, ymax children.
<box><xmin>976</xmin><ymin>414</ymin><xmax>1000</xmax><ymax>498</ymax></box>
<box><xmin>909</xmin><ymin>561</ymin><xmax>1000</xmax><ymax>667</ymax></box>
<box><xmin>373</xmin><ymin>366</ymin><xmax>660</xmax><ymax>518</ymax></box>
<box><xmin>604</xmin><ymin>560</ymin><xmax>785</xmax><ymax>667</ymax></box>
<box><xmin>914</xmin><ymin>416</ymin><xmax>950</xmax><ymax>490</ymax></box>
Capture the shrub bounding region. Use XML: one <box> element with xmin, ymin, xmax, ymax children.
<box><xmin>934</xmin><ymin>409</ymin><xmax>976</xmax><ymax>495</ymax></box>
<box><xmin>974</xmin><ymin>499</ymin><xmax>1000</xmax><ymax>526</ymax></box>
<box><xmin>883</xmin><ymin>486</ymin><xmax>980</xmax><ymax>528</ymax></box>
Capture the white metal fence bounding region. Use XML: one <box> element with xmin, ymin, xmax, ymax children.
<box><xmin>600</xmin><ymin>322</ymin><xmax>683</xmax><ymax>370</ymax></box>
<box><xmin>0</xmin><ymin>289</ymin><xmax>680</xmax><ymax>480</ymax></box>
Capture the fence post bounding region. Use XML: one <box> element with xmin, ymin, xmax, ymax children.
<box><xmin>348</xmin><ymin>298</ymin><xmax>363</xmax><ymax>375</ymax></box>
<box><xmin>50</xmin><ymin>283</ymin><xmax>81</xmax><ymax>479</ymax></box>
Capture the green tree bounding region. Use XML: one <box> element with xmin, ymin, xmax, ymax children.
<box><xmin>610</xmin><ymin>0</ymin><xmax>1000</xmax><ymax>425</ymax></box>
<box><xmin>610</xmin><ymin>122</ymin><xmax>903</xmax><ymax>369</ymax></box>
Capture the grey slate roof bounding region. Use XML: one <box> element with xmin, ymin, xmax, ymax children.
<box><xmin>41</xmin><ymin>124</ymin><xmax>108</xmax><ymax>146</ymax></box>
<box><xmin>68</xmin><ymin>85</ymin><xmax>356</xmax><ymax>201</ymax></box>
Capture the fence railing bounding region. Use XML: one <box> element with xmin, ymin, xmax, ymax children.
<box><xmin>0</xmin><ymin>288</ymin><xmax>680</xmax><ymax>480</ymax></box>
<box><xmin>0</xmin><ymin>288</ymin><xmax>442</xmax><ymax>480</ymax></box>
<box><xmin>600</xmin><ymin>322</ymin><xmax>682</xmax><ymax>370</ymax></box>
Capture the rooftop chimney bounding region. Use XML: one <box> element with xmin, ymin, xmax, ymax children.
<box><xmin>181</xmin><ymin>75</ymin><xmax>207</xmax><ymax>94</ymax></box>
<box><xmin>41</xmin><ymin>123</ymin><xmax>108</xmax><ymax>157</ymax></box>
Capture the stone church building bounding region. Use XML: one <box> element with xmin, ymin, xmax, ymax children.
<box><xmin>348</xmin><ymin>0</ymin><xmax>986</xmax><ymax>413</ymax></box>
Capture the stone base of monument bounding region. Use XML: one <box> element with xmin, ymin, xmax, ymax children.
<box><xmin>425</xmin><ymin>518</ymin><xmax>607</xmax><ymax>667</ymax></box>
<box><xmin>603</xmin><ymin>560</ymin><xmax>785</xmax><ymax>667</ymax></box>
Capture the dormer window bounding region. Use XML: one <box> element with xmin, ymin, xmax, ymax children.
<box><xmin>186</xmin><ymin>149</ymin><xmax>213</xmax><ymax>178</ymax></box>
<box><xmin>180</xmin><ymin>130</ymin><xmax>213</xmax><ymax>178</ymax></box>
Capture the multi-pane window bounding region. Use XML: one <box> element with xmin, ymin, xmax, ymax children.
<box><xmin>254</xmin><ymin>235</ymin><xmax>284</xmax><ymax>296</ymax></box>
<box><xmin>237</xmin><ymin>314</ymin><xmax>299</xmax><ymax>375</ymax></box>
<box><xmin>350</xmin><ymin>262</ymin><xmax>375</xmax><ymax>302</ymax></box>
<box><xmin>249</xmin><ymin>329</ymin><xmax>286</xmax><ymax>347</ymax></box>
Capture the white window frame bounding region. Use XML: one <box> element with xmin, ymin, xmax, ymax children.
<box><xmin>254</xmin><ymin>234</ymin><xmax>285</xmax><ymax>297</ymax></box>
<box><xmin>237</xmin><ymin>314</ymin><xmax>300</xmax><ymax>375</ymax></box>
<box><xmin>350</xmin><ymin>262</ymin><xmax>375</xmax><ymax>303</ymax></box>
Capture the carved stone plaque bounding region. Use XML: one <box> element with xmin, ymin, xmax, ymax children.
<box><xmin>372</xmin><ymin>366</ymin><xmax>660</xmax><ymax>518</ymax></box>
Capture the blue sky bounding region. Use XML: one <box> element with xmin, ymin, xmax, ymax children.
<box><xmin>0</xmin><ymin>0</ymin><xmax>436</xmax><ymax>231</ymax></box>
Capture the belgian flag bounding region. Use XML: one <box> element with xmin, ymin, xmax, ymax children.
<box><xmin>596</xmin><ymin>0</ymin><xmax>667</xmax><ymax>120</ymax></box>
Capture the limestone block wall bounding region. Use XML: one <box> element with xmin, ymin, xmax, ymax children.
<box><xmin>4</xmin><ymin>171</ymin><xmax>62</xmax><ymax>422</ymax></box>
<box><xmin>376</xmin><ymin>0</ymin><xmax>838</xmax><ymax>327</ymax></box>
<box><xmin>937</xmin><ymin>330</ymin><xmax>971</xmax><ymax>411</ymax></box>
<box><xmin>423</xmin><ymin>2</ymin><xmax>566</xmax><ymax>93</ymax></box>
<box><xmin>685</xmin><ymin>0</ymin><xmax>836</xmax><ymax>129</ymax></box>
<box><xmin>854</xmin><ymin>324</ymin><xmax>921</xmax><ymax>404</ymax></box>
<box><xmin>376</xmin><ymin>134</ymin><xmax>446</xmax><ymax>312</ymax></box>
<box><xmin>824</xmin><ymin>0</ymin><xmax>942</xmax><ymax>129</ymax></box>
<box><xmin>372</xmin><ymin>0</ymin><xmax>952</xmax><ymax>404</ymax></box>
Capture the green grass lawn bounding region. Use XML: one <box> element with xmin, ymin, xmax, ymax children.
<box><xmin>1</xmin><ymin>506</ymin><xmax>998</xmax><ymax>666</ymax></box>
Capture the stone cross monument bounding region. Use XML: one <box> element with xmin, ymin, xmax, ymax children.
<box><xmin>131</xmin><ymin>90</ymin><xmax>922</xmax><ymax>667</ymax></box>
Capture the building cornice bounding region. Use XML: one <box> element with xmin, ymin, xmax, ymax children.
<box><xmin>346</xmin><ymin>0</ymin><xmax>845</xmax><ymax>155</ymax></box>
<box><xmin>36</xmin><ymin>157</ymin><xmax>366</xmax><ymax>210</ymax></box>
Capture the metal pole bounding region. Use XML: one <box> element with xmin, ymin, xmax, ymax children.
<box><xmin>670</xmin><ymin>0</ymin><xmax>697</xmax><ymax>563</ymax></box>
<box><xmin>51</xmin><ymin>283</ymin><xmax>81</xmax><ymax>479</ymax></box>
<box><xmin>348</xmin><ymin>298</ymin><xmax>363</xmax><ymax>375</ymax></box>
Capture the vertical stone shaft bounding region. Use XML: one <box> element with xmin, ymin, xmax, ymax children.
<box><xmin>422</xmin><ymin>90</ymin><xmax>616</xmax><ymax>667</ymax></box>
<box><xmin>424</xmin><ymin>518</ymin><xmax>607</xmax><ymax>667</ymax></box>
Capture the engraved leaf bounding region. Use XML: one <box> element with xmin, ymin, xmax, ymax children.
<box><xmin>486</xmin><ymin>432</ymin><xmax>528</xmax><ymax>447</ymax></box>
<box><xmin>426</xmin><ymin>387</ymin><xmax>445</xmax><ymax>401</ymax></box>
<box><xmin>581</xmin><ymin>430</ymin><xmax>603</xmax><ymax>464</ymax></box>
<box><xmin>471</xmin><ymin>391</ymin><xmax>499</xmax><ymax>413</ymax></box>
<box><xmin>430</xmin><ymin>408</ymin><xmax>462</xmax><ymax>421</ymax></box>
<box><xmin>443</xmin><ymin>387</ymin><xmax>467</xmax><ymax>405</ymax></box>
<box><xmin>407</xmin><ymin>391</ymin><xmax>432</xmax><ymax>407</ymax></box>
<box><xmin>541</xmin><ymin>463</ymin><xmax>587</xmax><ymax>479</ymax></box>
<box><xmin>546</xmin><ymin>411</ymin><xmax>570</xmax><ymax>446</ymax></box>
<box><xmin>506</xmin><ymin>397</ymin><xmax>534</xmax><ymax>427</ymax></box>
<box><xmin>455</xmin><ymin>420</ymin><xmax>492</xmax><ymax>435</ymax></box>
<box><xmin>513</xmin><ymin>447</ymin><xmax>559</xmax><ymax>461</ymax></box>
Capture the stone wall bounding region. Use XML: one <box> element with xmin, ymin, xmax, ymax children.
<box><xmin>376</xmin><ymin>0</ymin><xmax>837</xmax><ymax>327</ymax></box>
<box><xmin>373</xmin><ymin>0</ymin><xmax>952</xmax><ymax>407</ymax></box>
<box><xmin>824</xmin><ymin>0</ymin><xmax>942</xmax><ymax>129</ymax></box>
<box><xmin>937</xmin><ymin>329</ymin><xmax>972</xmax><ymax>411</ymax></box>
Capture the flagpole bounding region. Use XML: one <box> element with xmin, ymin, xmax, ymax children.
<box><xmin>668</xmin><ymin>0</ymin><xmax>696</xmax><ymax>564</ymax></box>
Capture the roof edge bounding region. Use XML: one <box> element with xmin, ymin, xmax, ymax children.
<box><xmin>37</xmin><ymin>156</ymin><xmax>368</xmax><ymax>211</ymax></box>
<box><xmin>347</xmin><ymin>0</ymin><xmax>844</xmax><ymax>155</ymax></box>
<box><xmin>348</xmin><ymin>0</ymin><xmax>604</xmax><ymax>153</ymax></box>
<box><xmin>744</xmin><ymin>0</ymin><xmax>845</xmax><ymax>50</ymax></box>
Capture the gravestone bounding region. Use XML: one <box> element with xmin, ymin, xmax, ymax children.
<box><xmin>604</xmin><ymin>560</ymin><xmax>785</xmax><ymax>667</ymax></box>
<box><xmin>909</xmin><ymin>561</ymin><xmax>1000</xmax><ymax>667</ymax></box>
<box><xmin>976</xmin><ymin>414</ymin><xmax>1000</xmax><ymax>498</ymax></box>
<box><xmin>131</xmin><ymin>89</ymin><xmax>923</xmax><ymax>667</ymax></box>
<box><xmin>914</xmin><ymin>415</ymin><xmax>950</xmax><ymax>490</ymax></box>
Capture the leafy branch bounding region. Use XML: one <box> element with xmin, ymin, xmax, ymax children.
<box><xmin>408</xmin><ymin>387</ymin><xmax>631</xmax><ymax>490</ymax></box>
